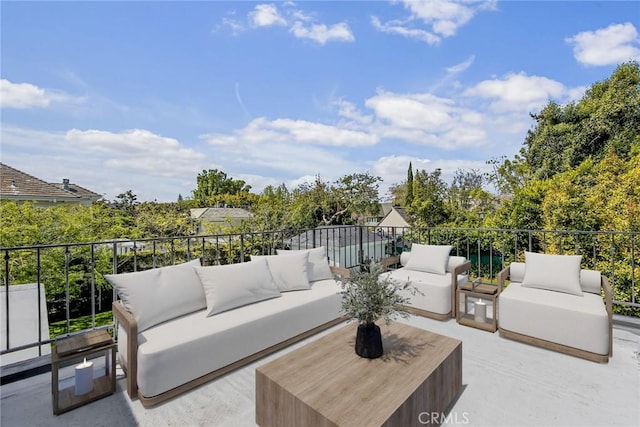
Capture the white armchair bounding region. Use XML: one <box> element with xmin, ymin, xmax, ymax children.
<box><xmin>498</xmin><ymin>252</ymin><xmax>612</xmax><ymax>363</ymax></box>
<box><xmin>379</xmin><ymin>244</ymin><xmax>471</xmax><ymax>319</ymax></box>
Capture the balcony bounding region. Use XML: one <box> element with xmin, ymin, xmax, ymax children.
<box><xmin>1</xmin><ymin>227</ymin><xmax>639</xmax><ymax>426</ymax></box>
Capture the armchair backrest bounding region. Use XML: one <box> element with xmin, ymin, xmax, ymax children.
<box><xmin>400</xmin><ymin>251</ymin><xmax>467</xmax><ymax>273</ymax></box>
<box><xmin>509</xmin><ymin>261</ymin><xmax>602</xmax><ymax>294</ymax></box>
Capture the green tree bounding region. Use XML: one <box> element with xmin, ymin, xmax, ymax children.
<box><xmin>192</xmin><ymin>169</ymin><xmax>252</xmax><ymax>207</ymax></box>
<box><xmin>447</xmin><ymin>169</ymin><xmax>496</xmax><ymax>227</ymax></box>
<box><xmin>409</xmin><ymin>168</ymin><xmax>449</xmax><ymax>227</ymax></box>
<box><xmin>405</xmin><ymin>162</ymin><xmax>414</xmax><ymax>206</ymax></box>
<box><xmin>251</xmin><ymin>184</ymin><xmax>293</xmax><ymax>232</ymax></box>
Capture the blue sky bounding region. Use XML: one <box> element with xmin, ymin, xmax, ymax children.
<box><xmin>2</xmin><ymin>1</ymin><xmax>639</xmax><ymax>202</ymax></box>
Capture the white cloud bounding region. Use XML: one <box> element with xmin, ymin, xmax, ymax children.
<box><xmin>249</xmin><ymin>4</ymin><xmax>286</xmax><ymax>27</ymax></box>
<box><xmin>334</xmin><ymin>99</ymin><xmax>373</xmax><ymax>125</ymax></box>
<box><xmin>290</xmin><ymin>21</ymin><xmax>354</xmax><ymax>44</ymax></box>
<box><xmin>566</xmin><ymin>22</ymin><xmax>640</xmax><ymax>66</ymax></box>
<box><xmin>463</xmin><ymin>72</ymin><xmax>566</xmax><ymax>113</ymax></box>
<box><xmin>205</xmin><ymin>117</ymin><xmax>377</xmax><ymax>147</ymax></box>
<box><xmin>1</xmin><ymin>126</ymin><xmax>208</xmax><ymax>201</ymax></box>
<box><xmin>446</xmin><ymin>55</ymin><xmax>476</xmax><ymax>74</ymax></box>
<box><xmin>0</xmin><ymin>79</ymin><xmax>86</xmax><ymax>110</ymax></box>
<box><xmin>222</xmin><ymin>17</ymin><xmax>245</xmax><ymax>35</ymax></box>
<box><xmin>372</xmin><ymin>0</ymin><xmax>496</xmax><ymax>43</ymax></box>
<box><xmin>370</xmin><ymin>16</ymin><xmax>440</xmax><ymax>45</ymax></box>
<box><xmin>0</xmin><ymin>79</ymin><xmax>51</xmax><ymax>109</ymax></box>
<box><xmin>65</xmin><ymin>129</ymin><xmax>206</xmax><ymax>176</ymax></box>
<box><xmin>222</xmin><ymin>3</ymin><xmax>354</xmax><ymax>45</ymax></box>
<box><xmin>365</xmin><ymin>90</ymin><xmax>487</xmax><ymax>149</ymax></box>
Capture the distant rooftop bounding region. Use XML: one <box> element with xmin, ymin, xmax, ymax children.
<box><xmin>0</xmin><ymin>163</ymin><xmax>101</xmax><ymax>205</ymax></box>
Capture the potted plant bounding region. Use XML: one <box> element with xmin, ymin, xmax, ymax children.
<box><xmin>338</xmin><ymin>263</ymin><xmax>415</xmax><ymax>358</ymax></box>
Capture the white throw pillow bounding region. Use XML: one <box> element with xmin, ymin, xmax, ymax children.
<box><xmin>252</xmin><ymin>252</ymin><xmax>311</xmax><ymax>292</ymax></box>
<box><xmin>404</xmin><ymin>244</ymin><xmax>452</xmax><ymax>275</ymax></box>
<box><xmin>105</xmin><ymin>259</ymin><xmax>205</xmax><ymax>332</ymax></box>
<box><xmin>276</xmin><ymin>246</ymin><xmax>333</xmax><ymax>282</ymax></box>
<box><xmin>521</xmin><ymin>252</ymin><xmax>583</xmax><ymax>296</ymax></box>
<box><xmin>195</xmin><ymin>258</ymin><xmax>281</xmax><ymax>316</ymax></box>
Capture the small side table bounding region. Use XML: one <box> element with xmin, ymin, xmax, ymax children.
<box><xmin>456</xmin><ymin>279</ymin><xmax>500</xmax><ymax>332</ymax></box>
<box><xmin>52</xmin><ymin>329</ymin><xmax>117</xmax><ymax>415</ymax></box>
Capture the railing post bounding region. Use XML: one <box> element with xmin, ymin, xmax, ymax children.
<box><xmin>632</xmin><ymin>236</ymin><xmax>636</xmax><ymax>305</ymax></box>
<box><xmin>36</xmin><ymin>248</ymin><xmax>42</xmax><ymax>355</ymax></box>
<box><xmin>132</xmin><ymin>241</ymin><xmax>138</xmax><ymax>272</ymax></box>
<box><xmin>64</xmin><ymin>247</ymin><xmax>71</xmax><ymax>335</ymax></box>
<box><xmin>359</xmin><ymin>226</ymin><xmax>364</xmax><ymax>268</ymax></box>
<box><xmin>240</xmin><ymin>234</ymin><xmax>245</xmax><ymax>263</ymax></box>
<box><xmin>90</xmin><ymin>244</ymin><xmax>96</xmax><ymax>329</ymax></box>
<box><xmin>4</xmin><ymin>250</ymin><xmax>10</xmax><ymax>351</ymax></box>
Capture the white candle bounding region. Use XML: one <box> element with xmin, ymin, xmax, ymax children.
<box><xmin>75</xmin><ymin>357</ymin><xmax>94</xmax><ymax>396</ymax></box>
<box><xmin>474</xmin><ymin>299</ymin><xmax>487</xmax><ymax>323</ymax></box>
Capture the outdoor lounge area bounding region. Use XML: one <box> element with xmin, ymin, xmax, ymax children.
<box><xmin>1</xmin><ymin>314</ymin><xmax>639</xmax><ymax>426</ymax></box>
<box><xmin>1</xmin><ymin>228</ymin><xmax>639</xmax><ymax>426</ymax></box>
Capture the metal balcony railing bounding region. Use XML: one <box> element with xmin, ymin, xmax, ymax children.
<box><xmin>1</xmin><ymin>226</ymin><xmax>638</xmax><ymax>365</ymax></box>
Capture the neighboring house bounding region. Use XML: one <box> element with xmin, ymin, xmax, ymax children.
<box><xmin>362</xmin><ymin>202</ymin><xmax>394</xmax><ymax>226</ymax></box>
<box><xmin>377</xmin><ymin>205</ymin><xmax>411</xmax><ymax>235</ymax></box>
<box><xmin>190</xmin><ymin>207</ymin><xmax>253</xmax><ymax>233</ymax></box>
<box><xmin>0</xmin><ymin>163</ymin><xmax>102</xmax><ymax>206</ymax></box>
<box><xmin>286</xmin><ymin>225</ymin><xmax>392</xmax><ymax>268</ymax></box>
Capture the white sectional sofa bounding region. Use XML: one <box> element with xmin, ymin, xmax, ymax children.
<box><xmin>108</xmin><ymin>247</ymin><xmax>347</xmax><ymax>406</ymax></box>
<box><xmin>498</xmin><ymin>252</ymin><xmax>612</xmax><ymax>363</ymax></box>
<box><xmin>379</xmin><ymin>244</ymin><xmax>471</xmax><ymax>320</ymax></box>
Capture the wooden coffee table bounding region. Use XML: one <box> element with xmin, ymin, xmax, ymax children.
<box><xmin>256</xmin><ymin>321</ymin><xmax>462</xmax><ymax>427</ymax></box>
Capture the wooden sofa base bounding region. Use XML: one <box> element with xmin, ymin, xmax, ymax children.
<box><xmin>402</xmin><ymin>305</ymin><xmax>452</xmax><ymax>321</ymax></box>
<box><xmin>134</xmin><ymin>317</ymin><xmax>346</xmax><ymax>407</ymax></box>
<box><xmin>498</xmin><ymin>327</ymin><xmax>609</xmax><ymax>363</ymax></box>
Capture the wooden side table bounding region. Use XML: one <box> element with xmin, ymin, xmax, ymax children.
<box><xmin>52</xmin><ymin>329</ymin><xmax>117</xmax><ymax>415</ymax></box>
<box><xmin>456</xmin><ymin>279</ymin><xmax>500</xmax><ymax>332</ymax></box>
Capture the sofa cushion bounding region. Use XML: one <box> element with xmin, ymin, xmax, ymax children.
<box><xmin>522</xmin><ymin>252</ymin><xmax>583</xmax><ymax>296</ymax></box>
<box><xmin>405</xmin><ymin>244</ymin><xmax>453</xmax><ymax>275</ymax></box>
<box><xmin>277</xmin><ymin>246</ymin><xmax>333</xmax><ymax>282</ymax></box>
<box><xmin>252</xmin><ymin>252</ymin><xmax>311</xmax><ymax>292</ymax></box>
<box><xmin>510</xmin><ymin>261</ymin><xmax>602</xmax><ymax>295</ymax></box>
<box><xmin>134</xmin><ymin>278</ymin><xmax>342</xmax><ymax>397</ymax></box>
<box><xmin>499</xmin><ymin>282</ymin><xmax>609</xmax><ymax>355</ymax></box>
<box><xmin>105</xmin><ymin>259</ymin><xmax>205</xmax><ymax>333</ymax></box>
<box><xmin>580</xmin><ymin>270</ymin><xmax>602</xmax><ymax>294</ymax></box>
<box><xmin>509</xmin><ymin>262</ymin><xmax>526</xmax><ymax>283</ymax></box>
<box><xmin>195</xmin><ymin>259</ymin><xmax>281</xmax><ymax>317</ymax></box>
<box><xmin>380</xmin><ymin>267</ymin><xmax>467</xmax><ymax>315</ymax></box>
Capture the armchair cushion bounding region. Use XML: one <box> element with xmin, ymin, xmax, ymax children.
<box><xmin>251</xmin><ymin>252</ymin><xmax>311</xmax><ymax>292</ymax></box>
<box><xmin>105</xmin><ymin>259</ymin><xmax>205</xmax><ymax>333</ymax></box>
<box><xmin>404</xmin><ymin>244</ymin><xmax>453</xmax><ymax>275</ymax></box>
<box><xmin>277</xmin><ymin>246</ymin><xmax>333</xmax><ymax>282</ymax></box>
<box><xmin>195</xmin><ymin>259</ymin><xmax>281</xmax><ymax>317</ymax></box>
<box><xmin>522</xmin><ymin>252</ymin><xmax>583</xmax><ymax>296</ymax></box>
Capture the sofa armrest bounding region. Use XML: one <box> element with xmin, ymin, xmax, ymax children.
<box><xmin>602</xmin><ymin>276</ymin><xmax>613</xmax><ymax>357</ymax></box>
<box><xmin>380</xmin><ymin>255</ymin><xmax>401</xmax><ymax>272</ymax></box>
<box><xmin>330</xmin><ymin>265</ymin><xmax>351</xmax><ymax>279</ymax></box>
<box><xmin>452</xmin><ymin>260</ymin><xmax>472</xmax><ymax>276</ymax></box>
<box><xmin>450</xmin><ymin>260</ymin><xmax>472</xmax><ymax>318</ymax></box>
<box><xmin>112</xmin><ymin>301</ymin><xmax>138</xmax><ymax>398</ymax></box>
<box><xmin>498</xmin><ymin>265</ymin><xmax>510</xmax><ymax>290</ymax></box>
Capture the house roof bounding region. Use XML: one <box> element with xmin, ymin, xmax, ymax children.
<box><xmin>0</xmin><ymin>163</ymin><xmax>81</xmax><ymax>202</ymax></box>
<box><xmin>190</xmin><ymin>207</ymin><xmax>253</xmax><ymax>221</ymax></box>
<box><xmin>49</xmin><ymin>181</ymin><xmax>101</xmax><ymax>201</ymax></box>
<box><xmin>378</xmin><ymin>205</ymin><xmax>411</xmax><ymax>227</ymax></box>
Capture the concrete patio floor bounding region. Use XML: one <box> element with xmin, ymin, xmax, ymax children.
<box><xmin>1</xmin><ymin>314</ymin><xmax>639</xmax><ymax>427</ymax></box>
